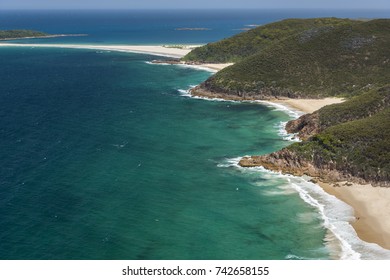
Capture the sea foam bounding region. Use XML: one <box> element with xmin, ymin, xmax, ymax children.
<box><xmin>177</xmin><ymin>86</ymin><xmax>302</xmax><ymax>140</ymax></box>
<box><xmin>178</xmin><ymin>86</ymin><xmax>390</xmax><ymax>259</ymax></box>
<box><xmin>146</xmin><ymin>61</ymin><xmax>218</xmax><ymax>73</ymax></box>
<box><xmin>177</xmin><ymin>88</ymin><xmax>240</xmax><ymax>103</ymax></box>
<box><xmin>217</xmin><ymin>157</ymin><xmax>390</xmax><ymax>260</ymax></box>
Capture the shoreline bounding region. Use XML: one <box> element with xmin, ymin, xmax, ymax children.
<box><xmin>0</xmin><ymin>43</ymin><xmax>192</xmax><ymax>58</ymax></box>
<box><xmin>319</xmin><ymin>180</ymin><xmax>390</xmax><ymax>250</ymax></box>
<box><xmin>189</xmin><ymin>87</ymin><xmax>390</xmax><ymax>254</ymax></box>
<box><xmin>190</xmin><ymin>87</ymin><xmax>344</xmax><ymax>114</ymax></box>
<box><xmin>0</xmin><ymin>43</ymin><xmax>233</xmax><ymax>72</ymax></box>
<box><xmin>0</xmin><ymin>34</ymin><xmax>88</xmax><ymax>41</ymax></box>
<box><xmin>3</xmin><ymin>40</ymin><xmax>388</xmax><ymax>255</ymax></box>
<box><xmin>269</xmin><ymin>97</ymin><xmax>345</xmax><ymax>114</ymax></box>
<box><xmin>262</xmin><ymin>97</ymin><xmax>390</xmax><ymax>251</ymax></box>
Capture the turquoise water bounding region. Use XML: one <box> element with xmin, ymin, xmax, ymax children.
<box><xmin>2</xmin><ymin>10</ymin><xmax>390</xmax><ymax>260</ymax></box>
<box><xmin>0</xmin><ymin>47</ymin><xmax>330</xmax><ymax>259</ymax></box>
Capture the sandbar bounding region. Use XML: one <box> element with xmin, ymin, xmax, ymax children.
<box><xmin>0</xmin><ymin>43</ymin><xmax>193</xmax><ymax>58</ymax></box>
<box><xmin>0</xmin><ymin>43</ymin><xmax>234</xmax><ymax>72</ymax></box>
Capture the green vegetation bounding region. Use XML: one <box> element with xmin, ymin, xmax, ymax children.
<box><xmin>183</xmin><ymin>18</ymin><xmax>357</xmax><ymax>63</ymax></box>
<box><xmin>198</xmin><ymin>19</ymin><xmax>390</xmax><ymax>98</ymax></box>
<box><xmin>318</xmin><ymin>86</ymin><xmax>390</xmax><ymax>130</ymax></box>
<box><xmin>192</xmin><ymin>18</ymin><xmax>390</xmax><ymax>185</ymax></box>
<box><xmin>0</xmin><ymin>30</ymin><xmax>48</xmax><ymax>40</ymax></box>
<box><xmin>288</xmin><ymin>87</ymin><xmax>390</xmax><ymax>184</ymax></box>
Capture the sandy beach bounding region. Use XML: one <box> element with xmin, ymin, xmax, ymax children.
<box><xmin>0</xmin><ymin>43</ymin><xmax>192</xmax><ymax>58</ymax></box>
<box><xmin>0</xmin><ymin>43</ymin><xmax>234</xmax><ymax>72</ymax></box>
<box><xmin>198</xmin><ymin>63</ymin><xmax>234</xmax><ymax>71</ymax></box>
<box><xmin>275</xmin><ymin>97</ymin><xmax>390</xmax><ymax>251</ymax></box>
<box><xmin>271</xmin><ymin>97</ymin><xmax>345</xmax><ymax>114</ymax></box>
<box><xmin>276</xmin><ymin>96</ymin><xmax>390</xmax><ymax>251</ymax></box>
<box><xmin>319</xmin><ymin>181</ymin><xmax>390</xmax><ymax>250</ymax></box>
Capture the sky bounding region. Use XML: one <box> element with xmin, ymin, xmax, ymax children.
<box><xmin>1</xmin><ymin>0</ymin><xmax>390</xmax><ymax>10</ymax></box>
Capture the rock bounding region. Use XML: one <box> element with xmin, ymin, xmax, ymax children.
<box><xmin>285</xmin><ymin>112</ymin><xmax>320</xmax><ymax>140</ymax></box>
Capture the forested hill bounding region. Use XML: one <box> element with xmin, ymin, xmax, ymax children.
<box><xmin>239</xmin><ymin>85</ymin><xmax>390</xmax><ymax>186</ymax></box>
<box><xmin>192</xmin><ymin>19</ymin><xmax>390</xmax><ymax>99</ymax></box>
<box><xmin>183</xmin><ymin>18</ymin><xmax>357</xmax><ymax>63</ymax></box>
<box><xmin>185</xmin><ymin>17</ymin><xmax>390</xmax><ymax>186</ymax></box>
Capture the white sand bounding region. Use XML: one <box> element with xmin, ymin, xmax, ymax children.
<box><xmin>200</xmin><ymin>63</ymin><xmax>234</xmax><ymax>71</ymax></box>
<box><xmin>320</xmin><ymin>181</ymin><xmax>390</xmax><ymax>250</ymax></box>
<box><xmin>0</xmin><ymin>43</ymin><xmax>234</xmax><ymax>72</ymax></box>
<box><xmin>271</xmin><ymin>96</ymin><xmax>390</xmax><ymax>250</ymax></box>
<box><xmin>0</xmin><ymin>43</ymin><xmax>191</xmax><ymax>58</ymax></box>
<box><xmin>271</xmin><ymin>97</ymin><xmax>345</xmax><ymax>114</ymax></box>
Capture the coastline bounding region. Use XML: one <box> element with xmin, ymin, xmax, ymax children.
<box><xmin>247</xmin><ymin>100</ymin><xmax>390</xmax><ymax>252</ymax></box>
<box><xmin>2</xmin><ymin>40</ymin><xmax>388</xmax><ymax>256</ymax></box>
<box><xmin>189</xmin><ymin>87</ymin><xmax>390</xmax><ymax>254</ymax></box>
<box><xmin>269</xmin><ymin>97</ymin><xmax>345</xmax><ymax>114</ymax></box>
<box><xmin>259</xmin><ymin>97</ymin><xmax>390</xmax><ymax>251</ymax></box>
<box><xmin>0</xmin><ymin>43</ymin><xmax>233</xmax><ymax>72</ymax></box>
<box><xmin>0</xmin><ymin>34</ymin><xmax>88</xmax><ymax>41</ymax></box>
<box><xmin>319</xmin><ymin>180</ymin><xmax>390</xmax><ymax>250</ymax></box>
<box><xmin>190</xmin><ymin>86</ymin><xmax>345</xmax><ymax>114</ymax></box>
<box><xmin>0</xmin><ymin>43</ymin><xmax>192</xmax><ymax>58</ymax></box>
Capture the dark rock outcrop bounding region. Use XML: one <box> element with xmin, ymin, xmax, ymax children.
<box><xmin>190</xmin><ymin>83</ymin><xmax>307</xmax><ymax>101</ymax></box>
<box><xmin>285</xmin><ymin>112</ymin><xmax>320</xmax><ymax>140</ymax></box>
<box><xmin>238</xmin><ymin>149</ymin><xmax>386</xmax><ymax>186</ymax></box>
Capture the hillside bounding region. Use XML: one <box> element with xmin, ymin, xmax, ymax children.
<box><xmin>286</xmin><ymin>86</ymin><xmax>390</xmax><ymax>140</ymax></box>
<box><xmin>0</xmin><ymin>30</ymin><xmax>48</xmax><ymax>40</ymax></box>
<box><xmin>183</xmin><ymin>18</ymin><xmax>357</xmax><ymax>63</ymax></box>
<box><xmin>239</xmin><ymin>85</ymin><xmax>390</xmax><ymax>186</ymax></box>
<box><xmin>192</xmin><ymin>19</ymin><xmax>390</xmax><ymax>99</ymax></box>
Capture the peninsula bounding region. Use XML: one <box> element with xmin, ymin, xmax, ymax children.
<box><xmin>0</xmin><ymin>29</ymin><xmax>87</xmax><ymax>41</ymax></box>
<box><xmin>0</xmin><ymin>43</ymin><xmax>232</xmax><ymax>71</ymax></box>
<box><xmin>184</xmin><ymin>18</ymin><xmax>390</xmax><ymax>249</ymax></box>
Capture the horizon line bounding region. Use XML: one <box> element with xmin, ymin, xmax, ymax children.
<box><xmin>1</xmin><ymin>8</ymin><xmax>390</xmax><ymax>11</ymax></box>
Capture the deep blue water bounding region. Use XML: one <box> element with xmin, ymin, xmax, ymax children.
<box><xmin>1</xmin><ymin>10</ymin><xmax>389</xmax><ymax>260</ymax></box>
<box><xmin>1</xmin><ymin>9</ymin><xmax>389</xmax><ymax>44</ymax></box>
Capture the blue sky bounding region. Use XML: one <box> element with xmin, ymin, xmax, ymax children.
<box><xmin>1</xmin><ymin>0</ymin><xmax>390</xmax><ymax>10</ymax></box>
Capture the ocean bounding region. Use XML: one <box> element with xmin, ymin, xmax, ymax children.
<box><xmin>1</xmin><ymin>9</ymin><xmax>389</xmax><ymax>260</ymax></box>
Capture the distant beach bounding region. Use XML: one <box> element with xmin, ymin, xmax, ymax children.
<box><xmin>0</xmin><ymin>43</ymin><xmax>192</xmax><ymax>57</ymax></box>
<box><xmin>0</xmin><ymin>34</ymin><xmax>87</xmax><ymax>41</ymax></box>
<box><xmin>0</xmin><ymin>43</ymin><xmax>233</xmax><ymax>72</ymax></box>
